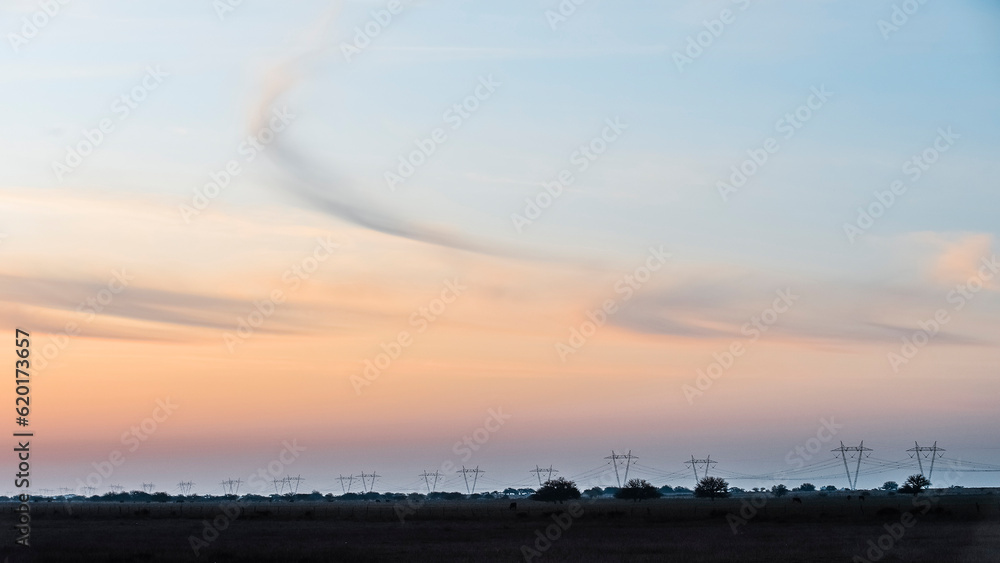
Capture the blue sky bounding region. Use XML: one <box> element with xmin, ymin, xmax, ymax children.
<box><xmin>4</xmin><ymin>0</ymin><xmax>998</xmax><ymax>265</ymax></box>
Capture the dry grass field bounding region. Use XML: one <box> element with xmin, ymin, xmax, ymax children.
<box><xmin>3</xmin><ymin>492</ymin><xmax>999</xmax><ymax>562</ymax></box>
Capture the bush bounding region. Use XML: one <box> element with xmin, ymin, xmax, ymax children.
<box><xmin>899</xmin><ymin>474</ymin><xmax>930</xmax><ymax>495</ymax></box>
<box><xmin>530</xmin><ymin>478</ymin><xmax>581</xmax><ymax>503</ymax></box>
<box><xmin>694</xmin><ymin>477</ymin><xmax>730</xmax><ymax>500</ymax></box>
<box><xmin>771</xmin><ymin>484</ymin><xmax>789</xmax><ymax>497</ymax></box>
<box><xmin>615</xmin><ymin>479</ymin><xmax>662</xmax><ymax>501</ymax></box>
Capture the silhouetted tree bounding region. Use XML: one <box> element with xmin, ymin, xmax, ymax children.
<box><xmin>583</xmin><ymin>487</ymin><xmax>604</xmax><ymax>498</ymax></box>
<box><xmin>881</xmin><ymin>481</ymin><xmax>898</xmax><ymax>491</ymax></box>
<box><xmin>821</xmin><ymin>485</ymin><xmax>837</xmax><ymax>492</ymax></box>
<box><xmin>530</xmin><ymin>478</ymin><xmax>581</xmax><ymax>503</ymax></box>
<box><xmin>797</xmin><ymin>483</ymin><xmax>816</xmax><ymax>492</ymax></box>
<box><xmin>771</xmin><ymin>484</ymin><xmax>789</xmax><ymax>497</ymax></box>
<box><xmin>658</xmin><ymin>485</ymin><xmax>674</xmax><ymax>495</ymax></box>
<box><xmin>615</xmin><ymin>479</ymin><xmax>661</xmax><ymax>502</ymax></box>
<box><xmin>899</xmin><ymin>474</ymin><xmax>930</xmax><ymax>495</ymax></box>
<box><xmin>694</xmin><ymin>477</ymin><xmax>730</xmax><ymax>500</ymax></box>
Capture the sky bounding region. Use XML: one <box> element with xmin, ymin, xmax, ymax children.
<box><xmin>1</xmin><ymin>0</ymin><xmax>999</xmax><ymax>495</ymax></box>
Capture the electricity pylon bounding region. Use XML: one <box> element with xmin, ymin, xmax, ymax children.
<box><xmin>530</xmin><ymin>465</ymin><xmax>558</xmax><ymax>487</ymax></box>
<box><xmin>419</xmin><ymin>470</ymin><xmax>443</xmax><ymax>493</ymax></box>
<box><xmin>604</xmin><ymin>450</ymin><xmax>637</xmax><ymax>487</ymax></box>
<box><xmin>832</xmin><ymin>441</ymin><xmax>872</xmax><ymax>490</ymax></box>
<box><xmin>177</xmin><ymin>482</ymin><xmax>194</xmax><ymax>495</ymax></box>
<box><xmin>221</xmin><ymin>478</ymin><xmax>243</xmax><ymax>495</ymax></box>
<box><xmin>457</xmin><ymin>466</ymin><xmax>484</xmax><ymax>494</ymax></box>
<box><xmin>337</xmin><ymin>474</ymin><xmax>357</xmax><ymax>494</ymax></box>
<box><xmin>359</xmin><ymin>471</ymin><xmax>380</xmax><ymax>493</ymax></box>
<box><xmin>907</xmin><ymin>441</ymin><xmax>945</xmax><ymax>480</ymax></box>
<box><xmin>686</xmin><ymin>455</ymin><xmax>717</xmax><ymax>486</ymax></box>
<box><xmin>286</xmin><ymin>475</ymin><xmax>304</xmax><ymax>495</ymax></box>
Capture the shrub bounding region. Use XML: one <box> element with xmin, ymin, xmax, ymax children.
<box><xmin>530</xmin><ymin>478</ymin><xmax>581</xmax><ymax>503</ymax></box>
<box><xmin>899</xmin><ymin>474</ymin><xmax>930</xmax><ymax>495</ymax></box>
<box><xmin>694</xmin><ymin>477</ymin><xmax>730</xmax><ymax>500</ymax></box>
<box><xmin>615</xmin><ymin>479</ymin><xmax>661</xmax><ymax>501</ymax></box>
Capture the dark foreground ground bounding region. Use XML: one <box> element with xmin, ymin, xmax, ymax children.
<box><xmin>3</xmin><ymin>492</ymin><xmax>999</xmax><ymax>562</ymax></box>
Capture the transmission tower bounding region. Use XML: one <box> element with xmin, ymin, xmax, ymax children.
<box><xmin>907</xmin><ymin>441</ymin><xmax>945</xmax><ymax>480</ymax></box>
<box><xmin>83</xmin><ymin>486</ymin><xmax>97</xmax><ymax>496</ymax></box>
<box><xmin>529</xmin><ymin>465</ymin><xmax>558</xmax><ymax>487</ymax></box>
<box><xmin>141</xmin><ymin>482</ymin><xmax>155</xmax><ymax>494</ymax></box>
<box><xmin>221</xmin><ymin>478</ymin><xmax>243</xmax><ymax>495</ymax></box>
<box><xmin>286</xmin><ymin>475</ymin><xmax>304</xmax><ymax>495</ymax></box>
<box><xmin>177</xmin><ymin>481</ymin><xmax>194</xmax><ymax>495</ymax></box>
<box><xmin>419</xmin><ymin>470</ymin><xmax>443</xmax><ymax>493</ymax></box>
<box><xmin>337</xmin><ymin>474</ymin><xmax>357</xmax><ymax>494</ymax></box>
<box><xmin>604</xmin><ymin>450</ymin><xmax>637</xmax><ymax>487</ymax></box>
<box><xmin>832</xmin><ymin>440</ymin><xmax>872</xmax><ymax>490</ymax></box>
<box><xmin>685</xmin><ymin>455</ymin><xmax>717</xmax><ymax>486</ymax></box>
<box><xmin>457</xmin><ymin>466</ymin><xmax>484</xmax><ymax>494</ymax></box>
<box><xmin>108</xmin><ymin>484</ymin><xmax>124</xmax><ymax>494</ymax></box>
<box><xmin>359</xmin><ymin>471</ymin><xmax>381</xmax><ymax>493</ymax></box>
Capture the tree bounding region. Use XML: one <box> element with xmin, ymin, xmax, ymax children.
<box><xmin>530</xmin><ymin>478</ymin><xmax>581</xmax><ymax>503</ymax></box>
<box><xmin>821</xmin><ymin>485</ymin><xmax>837</xmax><ymax>492</ymax></box>
<box><xmin>881</xmin><ymin>481</ymin><xmax>898</xmax><ymax>492</ymax></box>
<box><xmin>798</xmin><ymin>483</ymin><xmax>816</xmax><ymax>492</ymax></box>
<box><xmin>657</xmin><ymin>485</ymin><xmax>674</xmax><ymax>495</ymax></box>
<box><xmin>583</xmin><ymin>487</ymin><xmax>604</xmax><ymax>498</ymax></box>
<box><xmin>898</xmin><ymin>474</ymin><xmax>930</xmax><ymax>495</ymax></box>
<box><xmin>694</xmin><ymin>477</ymin><xmax>730</xmax><ymax>500</ymax></box>
<box><xmin>771</xmin><ymin>484</ymin><xmax>789</xmax><ymax>497</ymax></box>
<box><xmin>615</xmin><ymin>479</ymin><xmax>661</xmax><ymax>502</ymax></box>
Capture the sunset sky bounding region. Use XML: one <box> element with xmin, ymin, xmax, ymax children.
<box><xmin>2</xmin><ymin>0</ymin><xmax>999</xmax><ymax>494</ymax></box>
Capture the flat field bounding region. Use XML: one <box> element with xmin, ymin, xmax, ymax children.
<box><xmin>3</xmin><ymin>492</ymin><xmax>999</xmax><ymax>562</ymax></box>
